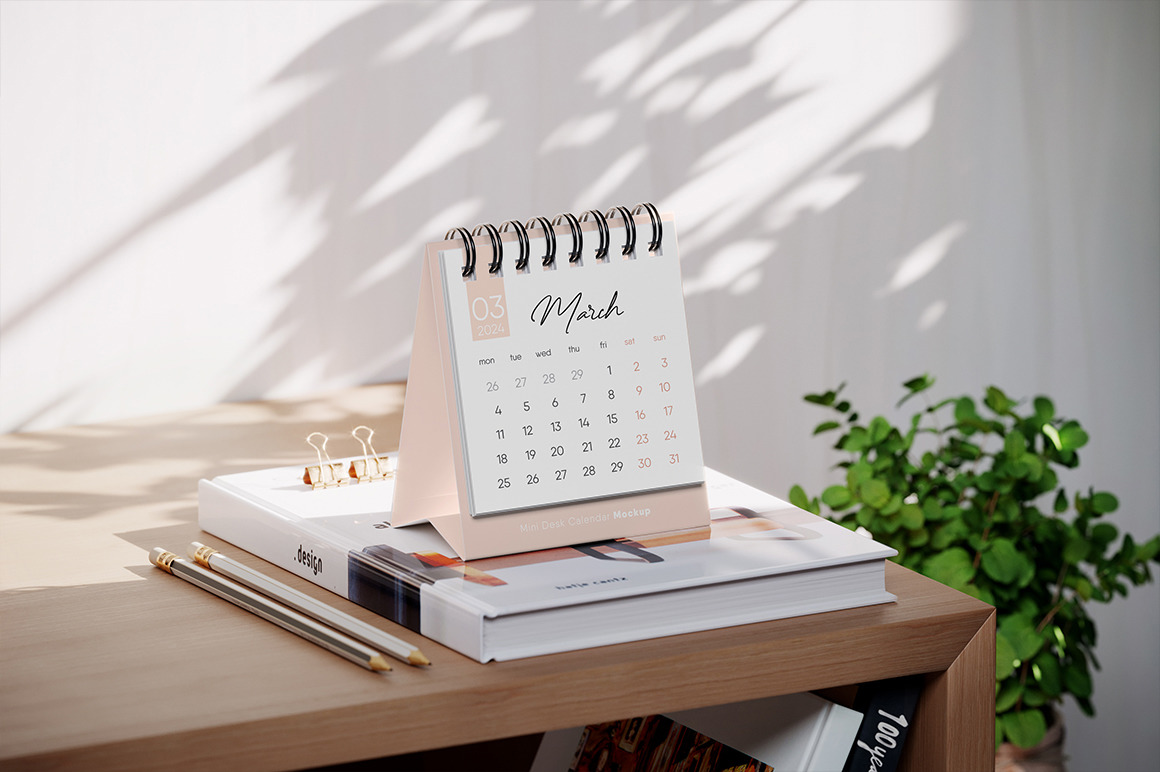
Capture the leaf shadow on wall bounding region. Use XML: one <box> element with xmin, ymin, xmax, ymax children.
<box><xmin>4</xmin><ymin>1</ymin><xmax>823</xmax><ymax>429</ymax></box>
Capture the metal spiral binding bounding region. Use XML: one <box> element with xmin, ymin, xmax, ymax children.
<box><xmin>579</xmin><ymin>209</ymin><xmax>610</xmax><ymax>260</ymax></box>
<box><xmin>446</xmin><ymin>227</ymin><xmax>476</xmax><ymax>277</ymax></box>
<box><xmin>552</xmin><ymin>212</ymin><xmax>584</xmax><ymax>263</ymax></box>
<box><xmin>449</xmin><ymin>203</ymin><xmax>661</xmax><ymax>277</ymax></box>
<box><xmin>471</xmin><ymin>223</ymin><xmax>503</xmax><ymax>275</ymax></box>
<box><xmin>632</xmin><ymin>202</ymin><xmax>662</xmax><ymax>252</ymax></box>
<box><xmin>499</xmin><ymin>219</ymin><xmax>530</xmax><ymax>271</ymax></box>
<box><xmin>525</xmin><ymin>216</ymin><xmax>556</xmax><ymax>267</ymax></box>
<box><xmin>604</xmin><ymin>205</ymin><xmax>637</xmax><ymax>256</ymax></box>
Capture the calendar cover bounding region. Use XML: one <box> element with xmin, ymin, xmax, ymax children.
<box><xmin>199</xmin><ymin>464</ymin><xmax>897</xmax><ymax>662</ymax></box>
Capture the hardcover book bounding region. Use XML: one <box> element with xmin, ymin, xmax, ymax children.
<box><xmin>198</xmin><ymin>464</ymin><xmax>896</xmax><ymax>662</ymax></box>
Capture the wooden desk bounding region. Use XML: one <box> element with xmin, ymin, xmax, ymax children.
<box><xmin>0</xmin><ymin>384</ymin><xmax>995</xmax><ymax>771</ymax></box>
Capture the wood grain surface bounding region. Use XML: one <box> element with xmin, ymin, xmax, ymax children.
<box><xmin>0</xmin><ymin>384</ymin><xmax>994</xmax><ymax>771</ymax></box>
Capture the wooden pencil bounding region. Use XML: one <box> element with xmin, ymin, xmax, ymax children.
<box><xmin>150</xmin><ymin>548</ymin><xmax>392</xmax><ymax>672</ymax></box>
<box><xmin>188</xmin><ymin>542</ymin><xmax>430</xmax><ymax>666</ymax></box>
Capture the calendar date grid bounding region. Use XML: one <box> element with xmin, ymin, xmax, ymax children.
<box><xmin>467</xmin><ymin>338</ymin><xmax>698</xmax><ymax>512</ymax></box>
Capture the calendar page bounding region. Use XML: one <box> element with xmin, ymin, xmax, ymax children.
<box><xmin>438</xmin><ymin>223</ymin><xmax>704</xmax><ymax>518</ymax></box>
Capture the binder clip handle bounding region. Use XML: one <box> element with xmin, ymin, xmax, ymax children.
<box><xmin>303</xmin><ymin>432</ymin><xmax>347</xmax><ymax>489</ymax></box>
<box><xmin>349</xmin><ymin>425</ymin><xmax>395</xmax><ymax>483</ymax></box>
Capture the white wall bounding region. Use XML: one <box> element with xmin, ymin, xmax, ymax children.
<box><xmin>2</xmin><ymin>2</ymin><xmax>1156</xmax><ymax>769</ymax></box>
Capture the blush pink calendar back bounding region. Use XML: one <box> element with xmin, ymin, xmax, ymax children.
<box><xmin>392</xmin><ymin>211</ymin><xmax>710</xmax><ymax>560</ymax></box>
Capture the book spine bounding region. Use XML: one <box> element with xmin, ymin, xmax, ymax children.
<box><xmin>198</xmin><ymin>480</ymin><xmax>352</xmax><ymax>598</ymax></box>
<box><xmin>197</xmin><ymin>480</ymin><xmax>462</xmax><ymax>645</ymax></box>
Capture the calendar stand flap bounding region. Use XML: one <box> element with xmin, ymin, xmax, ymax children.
<box><xmin>447</xmin><ymin>484</ymin><xmax>709</xmax><ymax>561</ymax></box>
<box><xmin>392</xmin><ymin>247</ymin><xmax>463</xmax><ymax>530</ymax></box>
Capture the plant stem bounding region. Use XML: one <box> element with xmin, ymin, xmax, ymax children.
<box><xmin>1036</xmin><ymin>563</ymin><xmax>1071</xmax><ymax>634</ymax></box>
<box><xmin>972</xmin><ymin>491</ymin><xmax>1001</xmax><ymax>570</ymax></box>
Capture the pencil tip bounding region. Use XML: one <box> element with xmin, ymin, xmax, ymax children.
<box><xmin>408</xmin><ymin>651</ymin><xmax>431</xmax><ymax>666</ymax></box>
<box><xmin>369</xmin><ymin>655</ymin><xmax>393</xmax><ymax>672</ymax></box>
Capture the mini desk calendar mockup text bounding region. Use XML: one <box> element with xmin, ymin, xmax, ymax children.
<box><xmin>392</xmin><ymin>208</ymin><xmax>709</xmax><ymax>559</ymax></box>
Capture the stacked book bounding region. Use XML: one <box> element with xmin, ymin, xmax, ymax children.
<box><xmin>198</xmin><ymin>463</ymin><xmax>896</xmax><ymax>663</ymax></box>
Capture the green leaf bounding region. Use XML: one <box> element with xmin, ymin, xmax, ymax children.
<box><xmin>1138</xmin><ymin>535</ymin><xmax>1160</xmax><ymax>563</ymax></box>
<box><xmin>821</xmin><ymin>485</ymin><xmax>853</xmax><ymax>510</ymax></box>
<box><xmin>903</xmin><ymin>374</ymin><xmax>934</xmax><ymax>391</ymax></box>
<box><xmin>995</xmin><ymin>679</ymin><xmax>1023</xmax><ymax>713</ymax></box>
<box><xmin>985</xmin><ymin>386</ymin><xmax>1014</xmax><ymax>415</ymax></box>
<box><xmin>804</xmin><ymin>391</ymin><xmax>836</xmax><ymax>407</ymax></box>
<box><xmin>1053</xmin><ymin>489</ymin><xmax>1068</xmax><ymax>513</ymax></box>
<box><xmin>931</xmin><ymin>519</ymin><xmax>969</xmax><ymax>550</ymax></box>
<box><xmin>996</xmin><ymin>632</ymin><xmax>1018</xmax><ymax>681</ymax></box>
<box><xmin>1033</xmin><ymin>651</ymin><xmax>1062</xmax><ymax>697</ymax></box>
<box><xmin>1021</xmin><ymin>688</ymin><xmax>1048</xmax><ymax>708</ymax></box>
<box><xmin>812</xmin><ymin>420</ymin><xmax>841</xmax><ymax>435</ymax></box>
<box><xmin>1002</xmin><ymin>710</ymin><xmax>1047</xmax><ymax>749</ymax></box>
<box><xmin>788</xmin><ymin>485</ymin><xmax>810</xmax><ymax>512</ymax></box>
<box><xmin>1063</xmin><ymin>534</ymin><xmax>1089</xmax><ymax>564</ymax></box>
<box><xmin>1058</xmin><ymin>421</ymin><xmax>1089</xmax><ymax>451</ymax></box>
<box><xmin>859</xmin><ymin>479</ymin><xmax>892</xmax><ymax>509</ymax></box>
<box><xmin>999</xmin><ymin>613</ymin><xmax>1044</xmax><ymax>661</ymax></box>
<box><xmin>899</xmin><ymin>503</ymin><xmax>924</xmax><ymax>529</ymax></box>
<box><xmin>981</xmin><ymin>538</ymin><xmax>1034</xmax><ymax>585</ymax></box>
<box><xmin>1091</xmin><ymin>492</ymin><xmax>1119</xmax><ymax>514</ymax></box>
<box><xmin>841</xmin><ymin>427</ymin><xmax>870</xmax><ymax>453</ymax></box>
<box><xmin>846</xmin><ymin>462</ymin><xmax>873</xmax><ymax>489</ymax></box>
<box><xmin>1004</xmin><ymin>431</ymin><xmax>1027</xmax><ymax>459</ymax></box>
<box><xmin>1091</xmin><ymin>522</ymin><xmax>1118</xmax><ymax>549</ymax></box>
<box><xmin>868</xmin><ymin>416</ymin><xmax>892</xmax><ymax>445</ymax></box>
<box><xmin>1042</xmin><ymin>423</ymin><xmax>1062</xmax><ymax>451</ymax></box>
<box><xmin>923</xmin><ymin>547</ymin><xmax>976</xmax><ymax>590</ymax></box>
<box><xmin>1033</xmin><ymin>396</ymin><xmax>1055</xmax><ymax>422</ymax></box>
<box><xmin>897</xmin><ymin>374</ymin><xmax>935</xmax><ymax>407</ymax></box>
<box><xmin>1064</xmin><ymin>663</ymin><xmax>1093</xmax><ymax>698</ymax></box>
<box><xmin>954</xmin><ymin>397</ymin><xmax>980</xmax><ymax>424</ymax></box>
<box><xmin>879</xmin><ymin>493</ymin><xmax>902</xmax><ymax>516</ymax></box>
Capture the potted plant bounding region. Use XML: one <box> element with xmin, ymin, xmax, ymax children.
<box><xmin>788</xmin><ymin>375</ymin><xmax>1159</xmax><ymax>754</ymax></box>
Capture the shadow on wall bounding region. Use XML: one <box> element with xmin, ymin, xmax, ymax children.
<box><xmin>5</xmin><ymin>0</ymin><xmax>969</xmax><ymax>466</ymax></box>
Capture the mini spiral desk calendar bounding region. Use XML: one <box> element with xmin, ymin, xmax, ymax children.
<box><xmin>392</xmin><ymin>204</ymin><xmax>709</xmax><ymax>559</ymax></box>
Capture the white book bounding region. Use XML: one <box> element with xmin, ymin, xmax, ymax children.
<box><xmin>198</xmin><ymin>464</ymin><xmax>896</xmax><ymax>662</ymax></box>
<box><xmin>531</xmin><ymin>692</ymin><xmax>862</xmax><ymax>772</ymax></box>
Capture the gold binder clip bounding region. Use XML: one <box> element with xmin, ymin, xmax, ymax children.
<box><xmin>349</xmin><ymin>425</ymin><xmax>395</xmax><ymax>483</ymax></box>
<box><xmin>303</xmin><ymin>432</ymin><xmax>347</xmax><ymax>489</ymax></box>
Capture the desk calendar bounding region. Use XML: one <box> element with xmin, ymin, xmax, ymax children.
<box><xmin>392</xmin><ymin>205</ymin><xmax>709</xmax><ymax>559</ymax></box>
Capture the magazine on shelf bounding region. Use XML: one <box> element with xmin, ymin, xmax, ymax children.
<box><xmin>530</xmin><ymin>692</ymin><xmax>862</xmax><ymax>772</ymax></box>
<box><xmin>198</xmin><ymin>464</ymin><xmax>896</xmax><ymax>662</ymax></box>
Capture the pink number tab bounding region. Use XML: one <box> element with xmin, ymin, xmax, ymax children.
<box><xmin>465</xmin><ymin>275</ymin><xmax>511</xmax><ymax>341</ymax></box>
